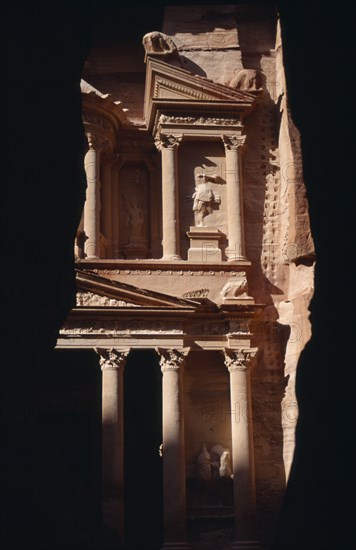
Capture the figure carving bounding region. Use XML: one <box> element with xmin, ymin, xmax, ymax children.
<box><xmin>210</xmin><ymin>444</ymin><xmax>233</xmax><ymax>479</ymax></box>
<box><xmin>197</xmin><ymin>443</ymin><xmax>212</xmax><ymax>483</ymax></box>
<box><xmin>142</xmin><ymin>31</ymin><xmax>182</xmax><ymax>65</ymax></box>
<box><xmin>229</xmin><ymin>69</ymin><xmax>262</xmax><ymax>92</ymax></box>
<box><xmin>221</xmin><ymin>272</ymin><xmax>252</xmax><ymax>299</ymax></box>
<box><xmin>198</xmin><ymin>443</ymin><xmax>233</xmax><ymax>482</ymax></box>
<box><xmin>219</xmin><ymin>450</ymin><xmax>232</xmax><ymax>479</ymax></box>
<box><xmin>123</xmin><ymin>195</ymin><xmax>146</xmax><ymax>242</ymax></box>
<box><xmin>191</xmin><ymin>173</ymin><xmax>221</xmax><ymax>227</ymax></box>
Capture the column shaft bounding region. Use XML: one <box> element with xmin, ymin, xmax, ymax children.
<box><xmin>224</xmin><ymin>349</ymin><xmax>259</xmax><ymax>548</ymax></box>
<box><xmin>223</xmin><ymin>136</ymin><xmax>246</xmax><ymax>261</ymax></box>
<box><xmin>101</xmin><ymin>161</ymin><xmax>113</xmax><ymax>258</ymax></box>
<box><xmin>158</xmin><ymin>348</ymin><xmax>190</xmax><ymax>550</ymax></box>
<box><xmin>158</xmin><ymin>135</ymin><xmax>182</xmax><ymax>260</ymax></box>
<box><xmin>96</xmin><ymin>348</ymin><xmax>128</xmax><ymax>542</ymax></box>
<box><xmin>111</xmin><ymin>166</ymin><xmax>120</xmax><ymax>258</ymax></box>
<box><xmin>84</xmin><ymin>140</ymin><xmax>100</xmax><ymax>259</ymax></box>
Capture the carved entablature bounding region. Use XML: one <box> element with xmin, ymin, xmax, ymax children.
<box><xmin>81</xmin><ymin>79</ymin><xmax>131</xmax><ymax>151</ymax></box>
<box><xmin>143</xmin><ymin>56</ymin><xmax>259</xmax><ymax>136</ymax></box>
<box><xmin>76</xmin><ymin>291</ymin><xmax>135</xmax><ymax>308</ymax></box>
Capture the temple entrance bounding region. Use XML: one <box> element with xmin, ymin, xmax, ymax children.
<box><xmin>124</xmin><ymin>349</ymin><xmax>163</xmax><ymax>549</ymax></box>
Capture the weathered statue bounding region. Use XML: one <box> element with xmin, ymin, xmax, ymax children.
<box><xmin>210</xmin><ymin>444</ymin><xmax>233</xmax><ymax>479</ymax></box>
<box><xmin>229</xmin><ymin>69</ymin><xmax>262</xmax><ymax>92</ymax></box>
<box><xmin>219</xmin><ymin>450</ymin><xmax>232</xmax><ymax>479</ymax></box>
<box><xmin>192</xmin><ymin>173</ymin><xmax>221</xmax><ymax>227</ymax></box>
<box><xmin>197</xmin><ymin>443</ymin><xmax>212</xmax><ymax>483</ymax></box>
<box><xmin>142</xmin><ymin>31</ymin><xmax>182</xmax><ymax>66</ymax></box>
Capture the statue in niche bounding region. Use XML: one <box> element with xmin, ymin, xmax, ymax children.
<box><xmin>191</xmin><ymin>173</ymin><xmax>221</xmax><ymax>227</ymax></box>
<box><xmin>197</xmin><ymin>443</ymin><xmax>212</xmax><ymax>483</ymax></box>
<box><xmin>197</xmin><ymin>443</ymin><xmax>233</xmax><ymax>483</ymax></box>
<box><xmin>123</xmin><ymin>194</ymin><xmax>145</xmax><ymax>243</ymax></box>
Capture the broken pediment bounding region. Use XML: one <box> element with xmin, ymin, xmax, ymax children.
<box><xmin>75</xmin><ymin>269</ymin><xmax>202</xmax><ymax>309</ymax></box>
<box><xmin>144</xmin><ymin>56</ymin><xmax>259</xmax><ymax>131</ymax></box>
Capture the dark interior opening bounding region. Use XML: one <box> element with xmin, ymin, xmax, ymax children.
<box><xmin>124</xmin><ymin>349</ymin><xmax>163</xmax><ymax>550</ymax></box>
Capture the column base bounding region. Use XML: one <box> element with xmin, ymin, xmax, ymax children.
<box><xmin>230</xmin><ymin>541</ymin><xmax>262</xmax><ymax>549</ymax></box>
<box><xmin>161</xmin><ymin>543</ymin><xmax>191</xmax><ymax>550</ymax></box>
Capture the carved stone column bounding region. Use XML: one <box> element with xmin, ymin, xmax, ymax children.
<box><xmin>100</xmin><ymin>156</ymin><xmax>113</xmax><ymax>258</ymax></box>
<box><xmin>223</xmin><ymin>348</ymin><xmax>260</xmax><ymax>549</ymax></box>
<box><xmin>111</xmin><ymin>155</ymin><xmax>124</xmax><ymax>258</ymax></box>
<box><xmin>96</xmin><ymin>347</ymin><xmax>129</xmax><ymax>542</ymax></box>
<box><xmin>156</xmin><ymin>348</ymin><xmax>191</xmax><ymax>550</ymax></box>
<box><xmin>155</xmin><ymin>134</ymin><xmax>182</xmax><ymax>260</ymax></box>
<box><xmin>222</xmin><ymin>135</ymin><xmax>246</xmax><ymax>261</ymax></box>
<box><xmin>83</xmin><ymin>133</ymin><xmax>105</xmax><ymax>259</ymax></box>
<box><xmin>75</xmin><ymin>210</ymin><xmax>85</xmax><ymax>259</ymax></box>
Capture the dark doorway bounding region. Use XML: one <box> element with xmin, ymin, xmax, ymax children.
<box><xmin>32</xmin><ymin>349</ymin><xmax>102</xmax><ymax>527</ymax></box>
<box><xmin>124</xmin><ymin>349</ymin><xmax>163</xmax><ymax>550</ymax></box>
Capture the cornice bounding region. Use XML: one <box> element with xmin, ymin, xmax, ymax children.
<box><xmin>75</xmin><ymin>259</ymin><xmax>251</xmax><ymax>273</ymax></box>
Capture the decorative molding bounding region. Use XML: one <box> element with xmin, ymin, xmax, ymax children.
<box><xmin>76</xmin><ymin>291</ymin><xmax>135</xmax><ymax>308</ymax></box>
<box><xmin>222</xmin><ymin>134</ymin><xmax>246</xmax><ymax>151</ymax></box>
<box><xmin>182</xmin><ymin>288</ymin><xmax>209</xmax><ymax>298</ymax></box>
<box><xmin>95</xmin><ymin>347</ymin><xmax>129</xmax><ymax>371</ymax></box>
<box><xmin>154</xmin><ymin>133</ymin><xmax>182</xmax><ymax>151</ymax></box>
<box><xmin>154</xmin><ymin>78</ymin><xmax>214</xmax><ymax>101</ymax></box>
<box><xmin>86</xmin><ymin>132</ymin><xmax>110</xmax><ymax>151</ymax></box>
<box><xmin>156</xmin><ymin>347</ymin><xmax>188</xmax><ymax>372</ymax></box>
<box><xmin>159</xmin><ymin>114</ymin><xmax>241</xmax><ymax>126</ymax></box>
<box><xmin>82</xmin><ymin>108</ymin><xmax>114</xmax><ymax>133</ymax></box>
<box><xmin>223</xmin><ymin>348</ymin><xmax>257</xmax><ymax>372</ymax></box>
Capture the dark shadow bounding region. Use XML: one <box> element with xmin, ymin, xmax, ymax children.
<box><xmin>124</xmin><ymin>349</ymin><xmax>163</xmax><ymax>550</ymax></box>
<box><xmin>179</xmin><ymin>55</ymin><xmax>207</xmax><ymax>77</ymax></box>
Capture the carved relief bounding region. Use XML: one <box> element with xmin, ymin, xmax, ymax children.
<box><xmin>119</xmin><ymin>166</ymin><xmax>149</xmax><ymax>258</ymax></box>
<box><xmin>197</xmin><ymin>443</ymin><xmax>233</xmax><ymax>483</ymax></box>
<box><xmin>191</xmin><ymin>173</ymin><xmax>221</xmax><ymax>227</ymax></box>
<box><xmin>229</xmin><ymin>69</ymin><xmax>262</xmax><ymax>92</ymax></box>
<box><xmin>197</xmin><ymin>443</ymin><xmax>212</xmax><ymax>483</ymax></box>
<box><xmin>223</xmin><ymin>348</ymin><xmax>257</xmax><ymax>372</ymax></box>
<box><xmin>85</xmin><ymin>131</ymin><xmax>110</xmax><ymax>151</ymax></box>
<box><xmin>157</xmin><ymin>348</ymin><xmax>187</xmax><ymax>372</ymax></box>
<box><xmin>222</xmin><ymin>134</ymin><xmax>246</xmax><ymax>151</ymax></box>
<box><xmin>220</xmin><ymin>272</ymin><xmax>251</xmax><ymax>299</ymax></box>
<box><xmin>82</xmin><ymin>108</ymin><xmax>113</xmax><ymax>133</ymax></box>
<box><xmin>159</xmin><ymin>114</ymin><xmax>241</xmax><ymax>126</ymax></box>
<box><xmin>95</xmin><ymin>347</ymin><xmax>129</xmax><ymax>370</ymax></box>
<box><xmin>76</xmin><ymin>291</ymin><xmax>135</xmax><ymax>307</ymax></box>
<box><xmin>142</xmin><ymin>31</ymin><xmax>178</xmax><ymax>56</ymax></box>
<box><xmin>154</xmin><ymin>133</ymin><xmax>182</xmax><ymax>151</ymax></box>
<box><xmin>182</xmin><ymin>288</ymin><xmax>209</xmax><ymax>298</ymax></box>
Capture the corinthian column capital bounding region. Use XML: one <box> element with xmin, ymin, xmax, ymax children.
<box><xmin>86</xmin><ymin>132</ymin><xmax>110</xmax><ymax>152</ymax></box>
<box><xmin>222</xmin><ymin>134</ymin><xmax>246</xmax><ymax>151</ymax></box>
<box><xmin>223</xmin><ymin>348</ymin><xmax>257</xmax><ymax>372</ymax></box>
<box><xmin>156</xmin><ymin>347</ymin><xmax>189</xmax><ymax>372</ymax></box>
<box><xmin>154</xmin><ymin>133</ymin><xmax>182</xmax><ymax>151</ymax></box>
<box><xmin>95</xmin><ymin>348</ymin><xmax>129</xmax><ymax>371</ymax></box>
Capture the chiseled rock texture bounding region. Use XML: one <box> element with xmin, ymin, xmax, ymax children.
<box><xmin>162</xmin><ymin>5</ymin><xmax>315</xmax><ymax>545</ymax></box>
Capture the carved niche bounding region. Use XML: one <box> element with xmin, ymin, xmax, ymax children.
<box><xmin>119</xmin><ymin>165</ymin><xmax>150</xmax><ymax>259</ymax></box>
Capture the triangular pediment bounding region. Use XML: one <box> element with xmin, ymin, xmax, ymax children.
<box><xmin>144</xmin><ymin>57</ymin><xmax>258</xmax><ymax>129</ymax></box>
<box><xmin>75</xmin><ymin>269</ymin><xmax>201</xmax><ymax>309</ymax></box>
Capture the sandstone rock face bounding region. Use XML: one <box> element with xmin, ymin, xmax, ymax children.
<box><xmin>77</xmin><ymin>4</ymin><xmax>314</xmax><ymax>548</ymax></box>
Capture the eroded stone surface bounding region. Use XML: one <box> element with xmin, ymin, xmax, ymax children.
<box><xmin>70</xmin><ymin>5</ymin><xmax>315</xmax><ymax>548</ymax></box>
